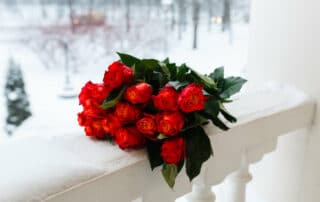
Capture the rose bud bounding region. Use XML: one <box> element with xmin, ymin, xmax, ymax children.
<box><xmin>156</xmin><ymin>111</ymin><xmax>185</xmax><ymax>136</ymax></box>
<box><xmin>136</xmin><ymin>114</ymin><xmax>157</xmax><ymax>137</ymax></box>
<box><xmin>103</xmin><ymin>61</ymin><xmax>134</xmax><ymax>89</ymax></box>
<box><xmin>161</xmin><ymin>137</ymin><xmax>185</xmax><ymax>164</ymax></box>
<box><xmin>178</xmin><ymin>83</ymin><xmax>206</xmax><ymax>113</ymax></box>
<box><xmin>114</xmin><ymin>102</ymin><xmax>142</xmax><ymax>123</ymax></box>
<box><xmin>115</xmin><ymin>127</ymin><xmax>146</xmax><ymax>149</ymax></box>
<box><xmin>102</xmin><ymin>114</ymin><xmax>122</xmax><ymax>137</ymax></box>
<box><xmin>124</xmin><ymin>82</ymin><xmax>153</xmax><ymax>104</ymax></box>
<box><xmin>152</xmin><ymin>85</ymin><xmax>179</xmax><ymax>111</ymax></box>
<box><xmin>77</xmin><ymin>111</ymin><xmax>87</xmax><ymax>126</ymax></box>
<box><xmin>78</xmin><ymin>107</ymin><xmax>107</xmax><ymax>127</ymax></box>
<box><xmin>79</xmin><ymin>81</ymin><xmax>111</xmax><ymax>107</ymax></box>
<box><xmin>83</xmin><ymin>118</ymin><xmax>106</xmax><ymax>139</ymax></box>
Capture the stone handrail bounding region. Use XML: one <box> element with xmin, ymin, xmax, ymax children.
<box><xmin>0</xmin><ymin>83</ymin><xmax>315</xmax><ymax>202</ymax></box>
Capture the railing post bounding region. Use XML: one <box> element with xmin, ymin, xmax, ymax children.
<box><xmin>223</xmin><ymin>150</ymin><xmax>252</xmax><ymax>202</ymax></box>
<box><xmin>184</xmin><ymin>164</ymin><xmax>216</xmax><ymax>202</ymax></box>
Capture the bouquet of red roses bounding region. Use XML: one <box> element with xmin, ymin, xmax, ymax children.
<box><xmin>78</xmin><ymin>53</ymin><xmax>246</xmax><ymax>188</ymax></box>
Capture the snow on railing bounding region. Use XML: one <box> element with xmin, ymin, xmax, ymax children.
<box><xmin>0</xmin><ymin>83</ymin><xmax>315</xmax><ymax>202</ymax></box>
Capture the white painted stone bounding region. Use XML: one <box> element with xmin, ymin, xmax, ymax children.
<box><xmin>0</xmin><ymin>84</ymin><xmax>315</xmax><ymax>202</ymax></box>
<box><xmin>248</xmin><ymin>0</ymin><xmax>320</xmax><ymax>201</ymax></box>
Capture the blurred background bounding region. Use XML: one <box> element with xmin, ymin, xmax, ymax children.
<box><xmin>0</xmin><ymin>0</ymin><xmax>251</xmax><ymax>140</ymax></box>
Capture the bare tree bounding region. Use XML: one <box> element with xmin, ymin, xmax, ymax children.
<box><xmin>68</xmin><ymin>0</ymin><xmax>76</xmax><ymax>34</ymax></box>
<box><xmin>170</xmin><ymin>2</ymin><xmax>176</xmax><ymax>31</ymax></box>
<box><xmin>222</xmin><ymin>0</ymin><xmax>231</xmax><ymax>32</ymax></box>
<box><xmin>40</xmin><ymin>0</ymin><xmax>47</xmax><ymax>19</ymax></box>
<box><xmin>222</xmin><ymin>0</ymin><xmax>233</xmax><ymax>43</ymax></box>
<box><xmin>207</xmin><ymin>0</ymin><xmax>213</xmax><ymax>31</ymax></box>
<box><xmin>192</xmin><ymin>0</ymin><xmax>200</xmax><ymax>49</ymax></box>
<box><xmin>177</xmin><ymin>0</ymin><xmax>186</xmax><ymax>40</ymax></box>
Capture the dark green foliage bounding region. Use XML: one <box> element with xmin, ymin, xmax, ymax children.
<box><xmin>101</xmin><ymin>87</ymin><xmax>126</xmax><ymax>110</ymax></box>
<box><xmin>113</xmin><ymin>53</ymin><xmax>246</xmax><ymax>187</ymax></box>
<box><xmin>146</xmin><ymin>140</ymin><xmax>164</xmax><ymax>170</ymax></box>
<box><xmin>162</xmin><ymin>163</ymin><xmax>178</xmax><ymax>188</ymax></box>
<box><xmin>4</xmin><ymin>58</ymin><xmax>31</xmax><ymax>135</ymax></box>
<box><xmin>185</xmin><ymin>126</ymin><xmax>213</xmax><ymax>181</ymax></box>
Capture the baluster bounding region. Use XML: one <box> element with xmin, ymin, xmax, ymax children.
<box><xmin>184</xmin><ymin>164</ymin><xmax>216</xmax><ymax>202</ymax></box>
<box><xmin>223</xmin><ymin>150</ymin><xmax>252</xmax><ymax>202</ymax></box>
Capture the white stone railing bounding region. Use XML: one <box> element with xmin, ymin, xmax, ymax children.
<box><xmin>0</xmin><ymin>83</ymin><xmax>315</xmax><ymax>202</ymax></box>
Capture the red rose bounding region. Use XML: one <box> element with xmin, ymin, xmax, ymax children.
<box><xmin>84</xmin><ymin>119</ymin><xmax>106</xmax><ymax>139</ymax></box>
<box><xmin>78</xmin><ymin>106</ymin><xmax>107</xmax><ymax>126</ymax></box>
<box><xmin>124</xmin><ymin>82</ymin><xmax>153</xmax><ymax>104</ymax></box>
<box><xmin>115</xmin><ymin>127</ymin><xmax>146</xmax><ymax>149</ymax></box>
<box><xmin>79</xmin><ymin>81</ymin><xmax>111</xmax><ymax>107</ymax></box>
<box><xmin>103</xmin><ymin>62</ymin><xmax>134</xmax><ymax>89</ymax></box>
<box><xmin>82</xmin><ymin>104</ymin><xmax>108</xmax><ymax>119</ymax></box>
<box><xmin>136</xmin><ymin>114</ymin><xmax>157</xmax><ymax>137</ymax></box>
<box><xmin>114</xmin><ymin>102</ymin><xmax>142</xmax><ymax>123</ymax></box>
<box><xmin>161</xmin><ymin>137</ymin><xmax>185</xmax><ymax>164</ymax></box>
<box><xmin>156</xmin><ymin>111</ymin><xmax>184</xmax><ymax>136</ymax></box>
<box><xmin>178</xmin><ymin>83</ymin><xmax>206</xmax><ymax>113</ymax></box>
<box><xmin>78</xmin><ymin>112</ymin><xmax>106</xmax><ymax>139</ymax></box>
<box><xmin>153</xmin><ymin>86</ymin><xmax>179</xmax><ymax>111</ymax></box>
<box><xmin>102</xmin><ymin>114</ymin><xmax>122</xmax><ymax>137</ymax></box>
<box><xmin>77</xmin><ymin>111</ymin><xmax>87</xmax><ymax>126</ymax></box>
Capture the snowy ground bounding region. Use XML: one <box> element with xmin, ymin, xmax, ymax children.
<box><xmin>0</xmin><ymin>17</ymin><xmax>249</xmax><ymax>142</ymax></box>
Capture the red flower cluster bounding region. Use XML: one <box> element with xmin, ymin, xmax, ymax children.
<box><xmin>78</xmin><ymin>61</ymin><xmax>207</xmax><ymax>165</ymax></box>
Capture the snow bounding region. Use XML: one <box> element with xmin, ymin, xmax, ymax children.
<box><xmin>0</xmin><ymin>82</ymin><xmax>312</xmax><ymax>202</ymax></box>
<box><xmin>0</xmin><ymin>4</ymin><xmax>249</xmax><ymax>142</ymax></box>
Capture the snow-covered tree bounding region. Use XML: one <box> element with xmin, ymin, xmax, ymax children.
<box><xmin>4</xmin><ymin>58</ymin><xmax>32</xmax><ymax>135</ymax></box>
<box><xmin>222</xmin><ymin>0</ymin><xmax>231</xmax><ymax>32</ymax></box>
<box><xmin>177</xmin><ymin>0</ymin><xmax>187</xmax><ymax>40</ymax></box>
<box><xmin>192</xmin><ymin>0</ymin><xmax>200</xmax><ymax>49</ymax></box>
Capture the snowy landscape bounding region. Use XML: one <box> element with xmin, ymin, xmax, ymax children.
<box><xmin>0</xmin><ymin>0</ymin><xmax>250</xmax><ymax>142</ymax></box>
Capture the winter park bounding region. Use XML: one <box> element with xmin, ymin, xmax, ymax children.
<box><xmin>0</xmin><ymin>0</ymin><xmax>249</xmax><ymax>141</ymax></box>
<box><xmin>2</xmin><ymin>1</ymin><xmax>320</xmax><ymax>202</ymax></box>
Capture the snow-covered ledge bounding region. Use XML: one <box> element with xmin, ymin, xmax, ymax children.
<box><xmin>0</xmin><ymin>83</ymin><xmax>315</xmax><ymax>202</ymax></box>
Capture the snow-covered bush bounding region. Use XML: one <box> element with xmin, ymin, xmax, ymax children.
<box><xmin>4</xmin><ymin>58</ymin><xmax>32</xmax><ymax>135</ymax></box>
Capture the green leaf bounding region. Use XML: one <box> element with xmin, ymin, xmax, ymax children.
<box><xmin>166</xmin><ymin>63</ymin><xmax>177</xmax><ymax>80</ymax></box>
<box><xmin>211</xmin><ymin>117</ymin><xmax>229</xmax><ymax>130</ymax></box>
<box><xmin>168</xmin><ymin>81</ymin><xmax>189</xmax><ymax>90</ymax></box>
<box><xmin>146</xmin><ymin>140</ymin><xmax>164</xmax><ymax>170</ymax></box>
<box><xmin>157</xmin><ymin>134</ymin><xmax>169</xmax><ymax>140</ymax></box>
<box><xmin>182</xmin><ymin>112</ymin><xmax>209</xmax><ymax>132</ymax></box>
<box><xmin>104</xmin><ymin>134</ymin><xmax>114</xmax><ymax>142</ymax></box>
<box><xmin>200</xmin><ymin>110</ymin><xmax>230</xmax><ymax>131</ymax></box>
<box><xmin>162</xmin><ymin>58</ymin><xmax>170</xmax><ymax>64</ymax></box>
<box><xmin>160</xmin><ymin>63</ymin><xmax>171</xmax><ymax>79</ymax></box>
<box><xmin>151</xmin><ymin>71</ymin><xmax>168</xmax><ymax>90</ymax></box>
<box><xmin>117</xmin><ymin>52</ymin><xmax>140</xmax><ymax>67</ymax></box>
<box><xmin>220</xmin><ymin>107</ymin><xmax>237</xmax><ymax>123</ymax></box>
<box><xmin>162</xmin><ymin>163</ymin><xmax>178</xmax><ymax>188</ymax></box>
<box><xmin>185</xmin><ymin>127</ymin><xmax>213</xmax><ymax>181</ymax></box>
<box><xmin>209</xmin><ymin>66</ymin><xmax>224</xmax><ymax>81</ymax></box>
<box><xmin>100</xmin><ymin>87</ymin><xmax>126</xmax><ymax>110</ymax></box>
<box><xmin>177</xmin><ymin>159</ymin><xmax>185</xmax><ymax>173</ymax></box>
<box><xmin>194</xmin><ymin>112</ymin><xmax>210</xmax><ymax>126</ymax></box>
<box><xmin>176</xmin><ymin>64</ymin><xmax>190</xmax><ymax>81</ymax></box>
<box><xmin>190</xmin><ymin>70</ymin><xmax>217</xmax><ymax>91</ymax></box>
<box><xmin>141</xmin><ymin>59</ymin><xmax>159</xmax><ymax>70</ymax></box>
<box><xmin>204</xmin><ymin>97</ymin><xmax>220</xmax><ymax>117</ymax></box>
<box><xmin>132</xmin><ymin>63</ymin><xmax>147</xmax><ymax>82</ymax></box>
<box><xmin>220</xmin><ymin>77</ymin><xmax>247</xmax><ymax>99</ymax></box>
